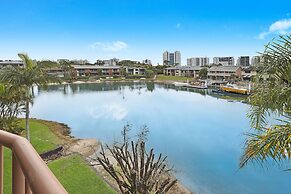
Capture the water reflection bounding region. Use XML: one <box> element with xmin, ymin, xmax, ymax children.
<box><xmin>39</xmin><ymin>81</ymin><xmax>247</xmax><ymax>102</ymax></box>
<box><xmin>31</xmin><ymin>82</ymin><xmax>290</xmax><ymax>194</ymax></box>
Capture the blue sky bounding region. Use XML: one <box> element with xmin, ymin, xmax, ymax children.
<box><xmin>0</xmin><ymin>0</ymin><xmax>291</xmax><ymax>64</ymax></box>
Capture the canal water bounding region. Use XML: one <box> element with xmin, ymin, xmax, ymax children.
<box><xmin>31</xmin><ymin>82</ymin><xmax>290</xmax><ymax>194</ymax></box>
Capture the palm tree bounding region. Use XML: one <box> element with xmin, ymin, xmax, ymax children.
<box><xmin>240</xmin><ymin>35</ymin><xmax>291</xmax><ymax>169</ymax></box>
<box><xmin>0</xmin><ymin>53</ymin><xmax>58</xmax><ymax>141</ymax></box>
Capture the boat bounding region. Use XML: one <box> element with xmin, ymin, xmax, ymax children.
<box><xmin>174</xmin><ymin>82</ymin><xmax>190</xmax><ymax>87</ymax></box>
<box><xmin>220</xmin><ymin>84</ymin><xmax>249</xmax><ymax>95</ymax></box>
<box><xmin>184</xmin><ymin>85</ymin><xmax>207</xmax><ymax>89</ymax></box>
<box><xmin>212</xmin><ymin>89</ymin><xmax>224</xmax><ymax>94</ymax></box>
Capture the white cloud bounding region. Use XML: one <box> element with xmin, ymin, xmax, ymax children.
<box><xmin>90</xmin><ymin>41</ymin><xmax>128</xmax><ymax>52</ymax></box>
<box><xmin>258</xmin><ymin>18</ymin><xmax>291</xmax><ymax>39</ymax></box>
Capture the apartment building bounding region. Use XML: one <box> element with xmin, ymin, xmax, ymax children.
<box><xmin>163</xmin><ymin>51</ymin><xmax>181</xmax><ymax>66</ymax></box>
<box><xmin>213</xmin><ymin>57</ymin><xmax>235</xmax><ymax>66</ymax></box>
<box><xmin>164</xmin><ymin>66</ymin><xmax>202</xmax><ymax>78</ymax></box>
<box><xmin>142</xmin><ymin>59</ymin><xmax>152</xmax><ymax>65</ymax></box>
<box><xmin>187</xmin><ymin>57</ymin><xmax>209</xmax><ymax>66</ymax></box>
<box><xmin>251</xmin><ymin>56</ymin><xmax>261</xmax><ymax>66</ymax></box>
<box><xmin>237</xmin><ymin>56</ymin><xmax>250</xmax><ymax>66</ymax></box>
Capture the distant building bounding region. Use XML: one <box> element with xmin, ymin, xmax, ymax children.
<box><xmin>237</xmin><ymin>56</ymin><xmax>250</xmax><ymax>66</ymax></box>
<box><xmin>163</xmin><ymin>51</ymin><xmax>181</xmax><ymax>66</ymax></box>
<box><xmin>0</xmin><ymin>60</ymin><xmax>24</xmax><ymax>68</ymax></box>
<box><xmin>164</xmin><ymin>66</ymin><xmax>202</xmax><ymax>78</ymax></box>
<box><xmin>142</xmin><ymin>59</ymin><xmax>152</xmax><ymax>65</ymax></box>
<box><xmin>187</xmin><ymin>57</ymin><xmax>209</xmax><ymax>66</ymax></box>
<box><xmin>72</xmin><ymin>59</ymin><xmax>90</xmax><ymax>65</ymax></box>
<box><xmin>213</xmin><ymin>57</ymin><xmax>235</xmax><ymax>66</ymax></box>
<box><xmin>208</xmin><ymin>66</ymin><xmax>242</xmax><ymax>80</ymax></box>
<box><xmin>251</xmin><ymin>56</ymin><xmax>261</xmax><ymax>66</ymax></box>
<box><xmin>124</xmin><ymin>67</ymin><xmax>146</xmax><ymax>75</ymax></box>
<box><xmin>72</xmin><ymin>65</ymin><xmax>121</xmax><ymax>76</ymax></box>
<box><xmin>103</xmin><ymin>58</ymin><xmax>119</xmax><ymax>66</ymax></box>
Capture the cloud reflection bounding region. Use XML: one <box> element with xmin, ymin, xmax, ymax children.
<box><xmin>89</xmin><ymin>103</ymin><xmax>128</xmax><ymax>121</ymax></box>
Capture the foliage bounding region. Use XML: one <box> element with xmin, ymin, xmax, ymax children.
<box><xmin>96</xmin><ymin>125</ymin><xmax>177</xmax><ymax>194</ymax></box>
<box><xmin>153</xmin><ymin>65</ymin><xmax>169</xmax><ymax>74</ymax></box>
<box><xmin>59</xmin><ymin>60</ymin><xmax>76</xmax><ymax>82</ymax></box>
<box><xmin>4</xmin><ymin>119</ymin><xmax>115</xmax><ymax>194</ymax></box>
<box><xmin>0</xmin><ymin>53</ymin><xmax>59</xmax><ymax>141</ymax></box>
<box><xmin>0</xmin><ymin>85</ymin><xmax>25</xmax><ymax>133</ymax></box>
<box><xmin>37</xmin><ymin>60</ymin><xmax>59</xmax><ymax>68</ymax></box>
<box><xmin>240</xmin><ymin>35</ymin><xmax>291</xmax><ymax>169</ymax></box>
<box><xmin>118</xmin><ymin>60</ymin><xmax>140</xmax><ymax>67</ymax></box>
<box><xmin>145</xmin><ymin>69</ymin><xmax>154</xmax><ymax>78</ymax></box>
<box><xmin>198</xmin><ymin>68</ymin><xmax>208</xmax><ymax>79</ymax></box>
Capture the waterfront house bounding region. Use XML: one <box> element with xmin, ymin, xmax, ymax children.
<box><xmin>0</xmin><ymin>60</ymin><xmax>24</xmax><ymax>68</ymax></box>
<box><xmin>72</xmin><ymin>65</ymin><xmax>121</xmax><ymax>76</ymax></box>
<box><xmin>46</xmin><ymin>67</ymin><xmax>64</xmax><ymax>77</ymax></box>
<box><xmin>207</xmin><ymin>66</ymin><xmax>242</xmax><ymax>80</ymax></box>
<box><xmin>164</xmin><ymin>66</ymin><xmax>202</xmax><ymax>78</ymax></box>
<box><xmin>241</xmin><ymin>67</ymin><xmax>257</xmax><ymax>81</ymax></box>
<box><xmin>124</xmin><ymin>66</ymin><xmax>146</xmax><ymax>75</ymax></box>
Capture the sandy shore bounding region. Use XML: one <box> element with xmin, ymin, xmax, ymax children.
<box><xmin>38</xmin><ymin>119</ymin><xmax>193</xmax><ymax>194</ymax></box>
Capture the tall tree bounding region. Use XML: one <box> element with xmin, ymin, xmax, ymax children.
<box><xmin>240</xmin><ymin>35</ymin><xmax>291</xmax><ymax>169</ymax></box>
<box><xmin>0</xmin><ymin>53</ymin><xmax>58</xmax><ymax>141</ymax></box>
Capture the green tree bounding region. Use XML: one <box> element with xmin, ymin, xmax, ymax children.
<box><xmin>145</xmin><ymin>69</ymin><xmax>154</xmax><ymax>78</ymax></box>
<box><xmin>0</xmin><ymin>53</ymin><xmax>58</xmax><ymax>141</ymax></box>
<box><xmin>60</xmin><ymin>60</ymin><xmax>74</xmax><ymax>82</ymax></box>
<box><xmin>198</xmin><ymin>68</ymin><xmax>208</xmax><ymax>79</ymax></box>
<box><xmin>240</xmin><ymin>35</ymin><xmax>291</xmax><ymax>169</ymax></box>
<box><xmin>0</xmin><ymin>84</ymin><xmax>25</xmax><ymax>134</ymax></box>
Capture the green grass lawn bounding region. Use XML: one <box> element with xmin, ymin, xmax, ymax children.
<box><xmin>156</xmin><ymin>75</ymin><xmax>190</xmax><ymax>82</ymax></box>
<box><xmin>3</xmin><ymin>119</ymin><xmax>116</xmax><ymax>194</ymax></box>
<box><xmin>49</xmin><ymin>155</ymin><xmax>116</xmax><ymax>194</ymax></box>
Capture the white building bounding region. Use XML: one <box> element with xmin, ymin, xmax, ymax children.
<box><xmin>187</xmin><ymin>57</ymin><xmax>209</xmax><ymax>66</ymax></box>
<box><xmin>72</xmin><ymin>59</ymin><xmax>89</xmax><ymax>65</ymax></box>
<box><xmin>251</xmin><ymin>56</ymin><xmax>261</xmax><ymax>66</ymax></box>
<box><xmin>103</xmin><ymin>58</ymin><xmax>119</xmax><ymax>66</ymax></box>
<box><xmin>142</xmin><ymin>59</ymin><xmax>152</xmax><ymax>65</ymax></box>
<box><xmin>163</xmin><ymin>51</ymin><xmax>181</xmax><ymax>66</ymax></box>
<box><xmin>213</xmin><ymin>57</ymin><xmax>235</xmax><ymax>66</ymax></box>
<box><xmin>0</xmin><ymin>60</ymin><xmax>24</xmax><ymax>68</ymax></box>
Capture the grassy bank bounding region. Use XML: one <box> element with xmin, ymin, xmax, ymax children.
<box><xmin>49</xmin><ymin>155</ymin><xmax>116</xmax><ymax>194</ymax></box>
<box><xmin>3</xmin><ymin>119</ymin><xmax>116</xmax><ymax>194</ymax></box>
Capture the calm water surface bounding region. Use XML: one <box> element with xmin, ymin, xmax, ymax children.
<box><xmin>31</xmin><ymin>82</ymin><xmax>290</xmax><ymax>194</ymax></box>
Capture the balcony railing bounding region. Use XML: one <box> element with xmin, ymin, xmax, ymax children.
<box><xmin>0</xmin><ymin>130</ymin><xmax>68</xmax><ymax>194</ymax></box>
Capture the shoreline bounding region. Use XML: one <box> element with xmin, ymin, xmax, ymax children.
<box><xmin>47</xmin><ymin>77</ymin><xmax>179</xmax><ymax>86</ymax></box>
<box><xmin>36</xmin><ymin>119</ymin><xmax>193</xmax><ymax>194</ymax></box>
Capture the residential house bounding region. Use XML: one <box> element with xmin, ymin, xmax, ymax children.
<box><xmin>164</xmin><ymin>66</ymin><xmax>202</xmax><ymax>78</ymax></box>
<box><xmin>0</xmin><ymin>60</ymin><xmax>24</xmax><ymax>68</ymax></box>
<box><xmin>72</xmin><ymin>65</ymin><xmax>121</xmax><ymax>76</ymax></box>
<box><xmin>208</xmin><ymin>66</ymin><xmax>242</xmax><ymax>80</ymax></box>
<box><xmin>124</xmin><ymin>66</ymin><xmax>146</xmax><ymax>75</ymax></box>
